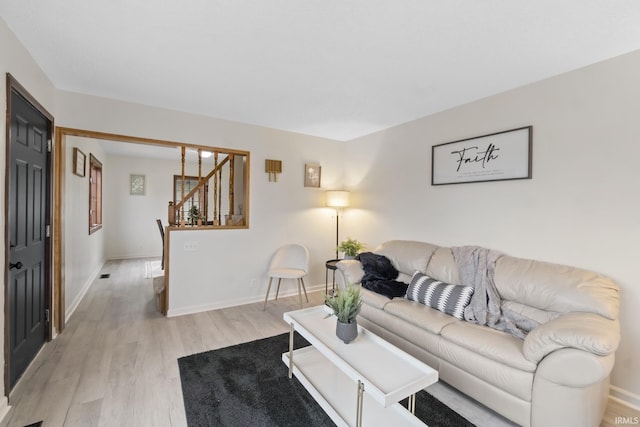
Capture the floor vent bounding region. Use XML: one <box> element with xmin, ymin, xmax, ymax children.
<box><xmin>99</xmin><ymin>273</ymin><xmax>110</xmax><ymax>279</ymax></box>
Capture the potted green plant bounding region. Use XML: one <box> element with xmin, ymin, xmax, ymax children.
<box><xmin>188</xmin><ymin>205</ymin><xmax>200</xmax><ymax>225</ymax></box>
<box><xmin>325</xmin><ymin>284</ymin><xmax>363</xmax><ymax>344</ymax></box>
<box><xmin>337</xmin><ymin>238</ymin><xmax>365</xmax><ymax>259</ymax></box>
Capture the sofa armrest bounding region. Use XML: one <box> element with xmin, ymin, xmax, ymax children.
<box><xmin>336</xmin><ymin>260</ymin><xmax>365</xmax><ymax>286</ymax></box>
<box><xmin>532</xmin><ymin>349</ymin><xmax>614</xmax><ymax>427</ymax></box>
<box><xmin>523</xmin><ymin>312</ymin><xmax>620</xmax><ymax>364</ymax></box>
<box><xmin>535</xmin><ymin>348</ymin><xmax>615</xmax><ymax>387</ymax></box>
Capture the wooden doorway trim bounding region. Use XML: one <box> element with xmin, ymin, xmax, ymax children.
<box><xmin>53</xmin><ymin>127</ymin><xmax>251</xmax><ymax>328</ymax></box>
<box><xmin>4</xmin><ymin>74</ymin><xmax>55</xmax><ymax>396</ymax></box>
<box><xmin>53</xmin><ymin>127</ymin><xmax>198</xmax><ymax>332</ymax></box>
<box><xmin>54</xmin><ymin>127</ymin><xmax>247</xmax><ymax>325</ymax></box>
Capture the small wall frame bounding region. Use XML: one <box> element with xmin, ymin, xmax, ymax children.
<box><xmin>304</xmin><ymin>163</ymin><xmax>321</xmax><ymax>188</ymax></box>
<box><xmin>130</xmin><ymin>174</ymin><xmax>145</xmax><ymax>195</ymax></box>
<box><xmin>73</xmin><ymin>148</ymin><xmax>86</xmax><ymax>177</ymax></box>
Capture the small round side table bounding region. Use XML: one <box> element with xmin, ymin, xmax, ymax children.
<box><xmin>325</xmin><ymin>259</ymin><xmax>341</xmax><ymax>296</ymax></box>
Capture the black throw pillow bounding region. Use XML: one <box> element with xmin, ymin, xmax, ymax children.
<box><xmin>357</xmin><ymin>252</ymin><xmax>406</xmax><ymax>298</ymax></box>
<box><xmin>357</xmin><ymin>252</ymin><xmax>399</xmax><ymax>280</ymax></box>
<box><xmin>362</xmin><ymin>280</ymin><xmax>408</xmax><ymax>299</ymax></box>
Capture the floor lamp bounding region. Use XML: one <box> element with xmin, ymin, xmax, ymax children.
<box><xmin>326</xmin><ymin>190</ymin><xmax>350</xmax><ymax>259</ymax></box>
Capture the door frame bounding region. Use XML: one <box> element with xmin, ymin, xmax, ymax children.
<box><xmin>4</xmin><ymin>74</ymin><xmax>55</xmax><ymax>396</ymax></box>
<box><xmin>52</xmin><ymin>127</ymin><xmax>252</xmax><ymax>320</ymax></box>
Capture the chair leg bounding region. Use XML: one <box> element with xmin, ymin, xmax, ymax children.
<box><xmin>300</xmin><ymin>277</ymin><xmax>309</xmax><ymax>302</ymax></box>
<box><xmin>297</xmin><ymin>279</ymin><xmax>303</xmax><ymax>308</ymax></box>
<box><xmin>263</xmin><ymin>277</ymin><xmax>273</xmax><ymax>310</ymax></box>
<box><xmin>275</xmin><ymin>278</ymin><xmax>282</xmax><ymax>300</ymax></box>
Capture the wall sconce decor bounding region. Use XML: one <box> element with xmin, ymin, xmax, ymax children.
<box><xmin>265</xmin><ymin>159</ymin><xmax>282</xmax><ymax>182</ymax></box>
<box><xmin>326</xmin><ymin>190</ymin><xmax>351</xmax><ymax>259</ymax></box>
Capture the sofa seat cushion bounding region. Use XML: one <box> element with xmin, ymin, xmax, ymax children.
<box><xmin>383</xmin><ymin>299</ymin><xmax>460</xmax><ymax>335</ymax></box>
<box><xmin>441</xmin><ymin>322</ymin><xmax>537</xmax><ymax>373</ymax></box>
<box><xmin>439</xmin><ymin>338</ymin><xmax>535</xmax><ymax>402</ymax></box>
<box><xmin>359</xmin><ymin>304</ymin><xmax>442</xmax><ymax>368</ymax></box>
<box><xmin>360</xmin><ymin>287</ymin><xmax>395</xmax><ymax>310</ymax></box>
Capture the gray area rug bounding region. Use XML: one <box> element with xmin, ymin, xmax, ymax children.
<box><xmin>178</xmin><ymin>332</ymin><xmax>475</xmax><ymax>427</ymax></box>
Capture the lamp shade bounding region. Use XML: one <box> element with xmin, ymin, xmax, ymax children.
<box><xmin>326</xmin><ymin>190</ymin><xmax>350</xmax><ymax>208</ymax></box>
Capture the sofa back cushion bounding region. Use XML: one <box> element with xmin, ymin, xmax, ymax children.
<box><xmin>375</xmin><ymin>240</ymin><xmax>439</xmax><ymax>279</ymax></box>
<box><xmin>372</xmin><ymin>240</ymin><xmax>620</xmax><ymax>322</ymax></box>
<box><xmin>494</xmin><ymin>256</ymin><xmax>619</xmax><ymax>320</ymax></box>
<box><xmin>426</xmin><ymin>247</ymin><xmax>461</xmax><ymax>285</ymax></box>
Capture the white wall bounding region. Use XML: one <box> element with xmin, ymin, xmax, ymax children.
<box><xmin>103</xmin><ymin>152</ymin><xmax>248</xmax><ymax>259</ymax></box>
<box><xmin>0</xmin><ymin>17</ymin><xmax>56</xmax><ymax>411</ymax></box>
<box><xmin>54</xmin><ymin>91</ymin><xmax>345</xmax><ymax>313</ymax></box>
<box><xmin>343</xmin><ymin>49</ymin><xmax>640</xmax><ymax>402</ymax></box>
<box><xmin>104</xmin><ymin>154</ymin><xmax>182</xmax><ymax>259</ymax></box>
<box><xmin>64</xmin><ymin>136</ymin><xmax>107</xmax><ymax>319</ymax></box>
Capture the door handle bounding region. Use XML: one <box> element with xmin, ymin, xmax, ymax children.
<box><xmin>9</xmin><ymin>261</ymin><xmax>23</xmax><ymax>270</ymax></box>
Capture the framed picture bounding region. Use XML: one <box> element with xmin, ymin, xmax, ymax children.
<box><xmin>130</xmin><ymin>174</ymin><xmax>146</xmax><ymax>195</ymax></box>
<box><xmin>304</xmin><ymin>163</ymin><xmax>321</xmax><ymax>188</ymax></box>
<box><xmin>432</xmin><ymin>126</ymin><xmax>532</xmax><ymax>185</ymax></box>
<box><xmin>73</xmin><ymin>148</ymin><xmax>86</xmax><ymax>177</ymax></box>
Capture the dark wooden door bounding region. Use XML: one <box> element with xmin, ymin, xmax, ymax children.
<box><xmin>7</xmin><ymin>89</ymin><xmax>50</xmax><ymax>389</ymax></box>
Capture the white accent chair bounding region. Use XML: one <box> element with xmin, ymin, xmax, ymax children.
<box><xmin>263</xmin><ymin>244</ymin><xmax>309</xmax><ymax>310</ymax></box>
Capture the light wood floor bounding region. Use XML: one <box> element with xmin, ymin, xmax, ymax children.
<box><xmin>1</xmin><ymin>258</ymin><xmax>636</xmax><ymax>427</ymax></box>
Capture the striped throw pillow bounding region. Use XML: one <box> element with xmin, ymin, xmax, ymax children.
<box><xmin>406</xmin><ymin>271</ymin><xmax>474</xmax><ymax>320</ymax></box>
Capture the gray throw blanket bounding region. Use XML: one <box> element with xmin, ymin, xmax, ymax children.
<box><xmin>452</xmin><ymin>246</ymin><xmax>539</xmax><ymax>339</ymax></box>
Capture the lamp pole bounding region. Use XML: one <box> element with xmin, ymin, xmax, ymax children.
<box><xmin>335</xmin><ymin>208</ymin><xmax>340</xmax><ymax>259</ymax></box>
<box><xmin>325</xmin><ymin>190</ymin><xmax>350</xmax><ymax>260</ymax></box>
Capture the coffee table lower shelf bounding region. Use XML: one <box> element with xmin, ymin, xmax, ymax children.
<box><xmin>282</xmin><ymin>346</ymin><xmax>426</xmax><ymax>427</ymax></box>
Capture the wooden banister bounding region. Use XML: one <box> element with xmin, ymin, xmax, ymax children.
<box><xmin>229</xmin><ymin>154</ymin><xmax>235</xmax><ymax>216</ymax></box>
<box><xmin>174</xmin><ymin>155</ymin><xmax>230</xmax><ymax>212</ymax></box>
<box><xmin>213</xmin><ymin>152</ymin><xmax>219</xmax><ymax>226</ymax></box>
<box><xmin>180</xmin><ymin>146</ymin><xmax>186</xmax><ymax>227</ymax></box>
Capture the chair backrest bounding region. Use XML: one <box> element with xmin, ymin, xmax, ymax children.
<box><xmin>269</xmin><ymin>244</ymin><xmax>309</xmax><ymax>273</ymax></box>
<box><xmin>156</xmin><ymin>219</ymin><xmax>165</xmax><ymax>241</ymax></box>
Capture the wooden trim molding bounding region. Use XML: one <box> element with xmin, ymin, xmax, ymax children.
<box><xmin>55</xmin><ymin>127</ymin><xmax>251</xmax><ymax>157</ymax></box>
<box><xmin>54</xmin><ymin>128</ymin><xmax>65</xmax><ymax>334</ymax></box>
<box><xmin>53</xmin><ymin>127</ymin><xmax>251</xmax><ymax>318</ymax></box>
<box><xmin>88</xmin><ymin>153</ymin><xmax>103</xmax><ymax>234</ymax></box>
<box><xmin>164</xmin><ymin>229</ymin><xmax>171</xmax><ymax>313</ymax></box>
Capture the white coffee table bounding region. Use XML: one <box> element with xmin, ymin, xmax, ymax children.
<box><xmin>283</xmin><ymin>305</ymin><xmax>438</xmax><ymax>427</ymax></box>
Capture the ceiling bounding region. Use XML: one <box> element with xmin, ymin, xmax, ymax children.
<box><xmin>2</xmin><ymin>1</ymin><xmax>640</xmax><ymax>141</ymax></box>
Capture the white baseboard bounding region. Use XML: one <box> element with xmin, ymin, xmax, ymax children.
<box><xmin>610</xmin><ymin>385</ymin><xmax>640</xmax><ymax>412</ymax></box>
<box><xmin>65</xmin><ymin>260</ymin><xmax>106</xmax><ymax>323</ymax></box>
<box><xmin>0</xmin><ymin>396</ymin><xmax>10</xmax><ymax>425</ymax></box>
<box><xmin>167</xmin><ymin>284</ymin><xmax>325</xmax><ymax>318</ymax></box>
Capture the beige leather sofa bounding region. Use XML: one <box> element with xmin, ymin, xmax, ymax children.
<box><xmin>336</xmin><ymin>240</ymin><xmax>620</xmax><ymax>427</ymax></box>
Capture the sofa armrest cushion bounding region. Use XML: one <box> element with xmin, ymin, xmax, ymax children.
<box><xmin>336</xmin><ymin>260</ymin><xmax>365</xmax><ymax>285</ymax></box>
<box><xmin>523</xmin><ymin>312</ymin><xmax>620</xmax><ymax>363</ymax></box>
<box><xmin>535</xmin><ymin>348</ymin><xmax>615</xmax><ymax>387</ymax></box>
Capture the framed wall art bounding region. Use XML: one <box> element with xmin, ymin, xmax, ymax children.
<box><xmin>73</xmin><ymin>147</ymin><xmax>86</xmax><ymax>177</ymax></box>
<box><xmin>130</xmin><ymin>174</ymin><xmax>146</xmax><ymax>195</ymax></box>
<box><xmin>432</xmin><ymin>126</ymin><xmax>532</xmax><ymax>185</ymax></box>
<box><xmin>304</xmin><ymin>163</ymin><xmax>321</xmax><ymax>188</ymax></box>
